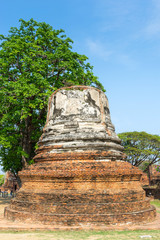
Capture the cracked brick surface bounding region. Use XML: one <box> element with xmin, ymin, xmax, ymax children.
<box><xmin>5</xmin><ymin>86</ymin><xmax>156</xmax><ymax>226</ymax></box>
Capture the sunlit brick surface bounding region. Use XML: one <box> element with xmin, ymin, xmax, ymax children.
<box><xmin>5</xmin><ymin>86</ymin><xmax>156</xmax><ymax>226</ymax></box>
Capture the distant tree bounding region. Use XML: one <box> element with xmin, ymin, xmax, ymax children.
<box><xmin>0</xmin><ymin>175</ymin><xmax>4</xmax><ymax>186</ymax></box>
<box><xmin>118</xmin><ymin>131</ymin><xmax>160</xmax><ymax>184</ymax></box>
<box><xmin>0</xmin><ymin>18</ymin><xmax>105</xmax><ymax>177</ymax></box>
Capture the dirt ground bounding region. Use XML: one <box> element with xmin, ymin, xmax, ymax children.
<box><xmin>0</xmin><ymin>197</ymin><xmax>160</xmax><ymax>231</ymax></box>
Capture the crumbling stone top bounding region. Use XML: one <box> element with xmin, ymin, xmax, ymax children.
<box><xmin>34</xmin><ymin>86</ymin><xmax>125</xmax><ymax>162</ymax></box>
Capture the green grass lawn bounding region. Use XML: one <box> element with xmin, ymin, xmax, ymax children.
<box><xmin>0</xmin><ymin>230</ymin><xmax>160</xmax><ymax>240</ymax></box>
<box><xmin>151</xmin><ymin>199</ymin><xmax>160</xmax><ymax>213</ymax></box>
<box><xmin>151</xmin><ymin>199</ymin><xmax>160</xmax><ymax>208</ymax></box>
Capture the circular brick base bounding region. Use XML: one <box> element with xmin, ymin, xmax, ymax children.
<box><xmin>5</xmin><ymin>160</ymin><xmax>156</xmax><ymax>226</ymax></box>
<box><xmin>5</xmin><ymin>205</ymin><xmax>156</xmax><ymax>226</ymax></box>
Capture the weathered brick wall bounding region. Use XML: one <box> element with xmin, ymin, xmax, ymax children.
<box><xmin>150</xmin><ymin>165</ymin><xmax>160</xmax><ymax>185</ymax></box>
<box><xmin>5</xmin><ymin>86</ymin><xmax>156</xmax><ymax>226</ymax></box>
<box><xmin>1</xmin><ymin>171</ymin><xmax>19</xmax><ymax>192</ymax></box>
<box><xmin>140</xmin><ymin>172</ymin><xmax>149</xmax><ymax>186</ymax></box>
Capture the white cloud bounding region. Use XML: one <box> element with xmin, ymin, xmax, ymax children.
<box><xmin>86</xmin><ymin>39</ymin><xmax>112</xmax><ymax>60</ymax></box>
<box><xmin>145</xmin><ymin>0</ymin><xmax>160</xmax><ymax>36</ymax></box>
<box><xmin>93</xmin><ymin>0</ymin><xmax>136</xmax><ymax>32</ymax></box>
<box><xmin>86</xmin><ymin>39</ymin><xmax>135</xmax><ymax>68</ymax></box>
<box><xmin>93</xmin><ymin>0</ymin><xmax>133</xmax><ymax>18</ymax></box>
<box><xmin>116</xmin><ymin>53</ymin><xmax>136</xmax><ymax>68</ymax></box>
<box><xmin>146</xmin><ymin>22</ymin><xmax>160</xmax><ymax>36</ymax></box>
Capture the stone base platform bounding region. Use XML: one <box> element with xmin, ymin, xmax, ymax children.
<box><xmin>1</xmin><ymin>209</ymin><xmax>160</xmax><ymax>231</ymax></box>
<box><xmin>4</xmin><ymin>160</ymin><xmax>156</xmax><ymax>226</ymax></box>
<box><xmin>5</xmin><ymin>206</ymin><xmax>156</xmax><ymax>226</ymax></box>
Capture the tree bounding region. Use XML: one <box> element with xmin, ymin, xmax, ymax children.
<box><xmin>118</xmin><ymin>131</ymin><xmax>160</xmax><ymax>184</ymax></box>
<box><xmin>0</xmin><ymin>174</ymin><xmax>4</xmax><ymax>186</ymax></box>
<box><xmin>0</xmin><ymin>18</ymin><xmax>105</xmax><ymax>177</ymax></box>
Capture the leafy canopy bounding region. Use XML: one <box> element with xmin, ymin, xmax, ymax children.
<box><xmin>118</xmin><ymin>131</ymin><xmax>160</xmax><ymax>172</ymax></box>
<box><xmin>0</xmin><ymin>18</ymin><xmax>105</xmax><ymax>176</ymax></box>
<box><xmin>0</xmin><ymin>175</ymin><xmax>4</xmax><ymax>186</ymax></box>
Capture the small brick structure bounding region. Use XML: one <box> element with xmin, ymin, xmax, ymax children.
<box><xmin>150</xmin><ymin>165</ymin><xmax>160</xmax><ymax>185</ymax></box>
<box><xmin>5</xmin><ymin>86</ymin><xmax>156</xmax><ymax>226</ymax></box>
<box><xmin>143</xmin><ymin>165</ymin><xmax>160</xmax><ymax>199</ymax></box>
<box><xmin>140</xmin><ymin>172</ymin><xmax>149</xmax><ymax>186</ymax></box>
<box><xmin>1</xmin><ymin>171</ymin><xmax>19</xmax><ymax>193</ymax></box>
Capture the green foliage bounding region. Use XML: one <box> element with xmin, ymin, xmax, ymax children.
<box><xmin>0</xmin><ymin>175</ymin><xmax>4</xmax><ymax>186</ymax></box>
<box><xmin>118</xmin><ymin>131</ymin><xmax>160</xmax><ymax>172</ymax></box>
<box><xmin>0</xmin><ymin>18</ymin><xmax>105</xmax><ymax>175</ymax></box>
<box><xmin>138</xmin><ymin>161</ymin><xmax>150</xmax><ymax>171</ymax></box>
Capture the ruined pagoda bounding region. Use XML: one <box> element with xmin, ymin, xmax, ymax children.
<box><xmin>5</xmin><ymin>86</ymin><xmax>156</xmax><ymax>226</ymax></box>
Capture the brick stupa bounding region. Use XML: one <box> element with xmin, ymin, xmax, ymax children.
<box><xmin>5</xmin><ymin>86</ymin><xmax>156</xmax><ymax>226</ymax></box>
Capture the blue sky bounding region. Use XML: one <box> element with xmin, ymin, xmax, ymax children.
<box><xmin>1</xmin><ymin>0</ymin><xmax>160</xmax><ymax>135</ymax></box>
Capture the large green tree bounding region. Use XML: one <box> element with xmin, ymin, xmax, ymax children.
<box><xmin>118</xmin><ymin>131</ymin><xmax>160</xmax><ymax>184</ymax></box>
<box><xmin>0</xmin><ymin>18</ymin><xmax>105</xmax><ymax>177</ymax></box>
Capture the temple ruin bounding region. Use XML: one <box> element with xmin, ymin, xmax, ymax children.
<box><xmin>1</xmin><ymin>171</ymin><xmax>19</xmax><ymax>193</ymax></box>
<box><xmin>5</xmin><ymin>86</ymin><xmax>156</xmax><ymax>226</ymax></box>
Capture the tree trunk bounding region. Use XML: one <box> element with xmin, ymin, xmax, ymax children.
<box><xmin>13</xmin><ymin>172</ymin><xmax>22</xmax><ymax>189</ymax></box>
<box><xmin>22</xmin><ymin>115</ymin><xmax>33</xmax><ymax>168</ymax></box>
<box><xmin>16</xmin><ymin>175</ymin><xmax>22</xmax><ymax>189</ymax></box>
<box><xmin>148</xmin><ymin>165</ymin><xmax>152</xmax><ymax>186</ymax></box>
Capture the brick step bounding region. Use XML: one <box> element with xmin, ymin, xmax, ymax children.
<box><xmin>4</xmin><ymin>205</ymin><xmax>156</xmax><ymax>225</ymax></box>
<box><xmin>10</xmin><ymin>198</ymin><xmax>151</xmax><ymax>214</ymax></box>
<box><xmin>16</xmin><ymin>191</ymin><xmax>145</xmax><ymax>203</ymax></box>
<box><xmin>19</xmin><ymin>160</ymin><xmax>142</xmax><ymax>179</ymax></box>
